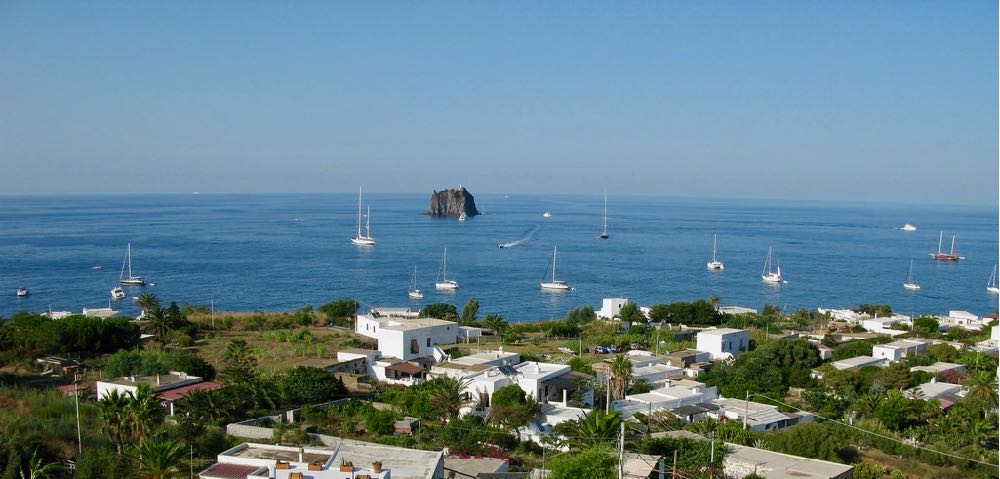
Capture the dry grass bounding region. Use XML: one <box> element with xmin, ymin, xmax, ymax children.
<box><xmin>194</xmin><ymin>327</ymin><xmax>367</xmax><ymax>374</ymax></box>
<box><xmin>860</xmin><ymin>448</ymin><xmax>980</xmax><ymax>479</ymax></box>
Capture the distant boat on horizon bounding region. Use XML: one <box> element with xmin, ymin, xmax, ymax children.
<box><xmin>929</xmin><ymin>231</ymin><xmax>962</xmax><ymax>261</ymax></box>
<box><xmin>988</xmin><ymin>265</ymin><xmax>1000</xmax><ymax>294</ymax></box>
<box><xmin>902</xmin><ymin>224</ymin><xmax>917</xmax><ymax>232</ymax></box>
<box><xmin>118</xmin><ymin>243</ymin><xmax>145</xmax><ymax>286</ymax></box>
<box><xmin>435</xmin><ymin>248</ymin><xmax>459</xmax><ymax>290</ymax></box>
<box><xmin>903</xmin><ymin>258</ymin><xmax>920</xmax><ymax>291</ymax></box>
<box><xmin>540</xmin><ymin>245</ymin><xmax>571</xmax><ymax>290</ymax></box>
<box><xmin>542</xmin><ymin>211</ymin><xmax>552</xmax><ymax>218</ymax></box>
<box><xmin>761</xmin><ymin>247</ymin><xmax>782</xmax><ymax>283</ymax></box>
<box><xmin>707</xmin><ymin>234</ymin><xmax>724</xmax><ymax>271</ymax></box>
<box><xmin>351</xmin><ymin>187</ymin><xmax>376</xmax><ymax>246</ymax></box>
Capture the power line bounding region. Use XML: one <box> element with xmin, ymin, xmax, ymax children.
<box><xmin>751</xmin><ymin>393</ymin><xmax>999</xmax><ymax>469</ymax></box>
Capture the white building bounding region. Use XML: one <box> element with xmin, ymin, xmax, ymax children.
<box><xmin>199</xmin><ymin>441</ymin><xmax>444</xmax><ymax>479</ymax></box>
<box><xmin>355</xmin><ymin>312</ymin><xmax>458</xmax><ymax>362</ymax></box>
<box><xmin>696</xmin><ymin>328</ymin><xmax>750</xmax><ymax>360</ymax></box>
<box><xmin>612</xmin><ymin>378</ymin><xmax>718</xmax><ymax>419</ymax></box>
<box><xmin>717</xmin><ymin>306</ymin><xmax>757</xmax><ymax>316</ymax></box>
<box><xmin>462</xmin><ymin>361</ymin><xmax>593</xmax><ymax>414</ymax></box>
<box><xmin>860</xmin><ymin>315</ymin><xmax>911</xmax><ymax>336</ymax></box>
<box><xmin>597</xmin><ymin>298</ymin><xmax>629</xmax><ymax>319</ymax></box>
<box><xmin>428</xmin><ymin>350</ymin><xmax>520</xmax><ymax>380</ymax></box>
<box><xmin>910</xmin><ymin>362</ymin><xmax>966</xmax><ymax>377</ymax></box>
<box><xmin>96</xmin><ymin>371</ymin><xmax>203</xmax><ymax>400</ymax></box>
<box><xmin>872</xmin><ymin>339</ymin><xmax>928</xmax><ymax>363</ymax></box>
<box><xmin>816</xmin><ymin>308</ymin><xmax>861</xmax><ymax>323</ymax></box>
<box><xmin>830</xmin><ymin>355</ymin><xmax>887</xmax><ymax>371</ymax></box>
<box><xmin>937</xmin><ymin>310</ymin><xmax>986</xmax><ymax>331</ymax></box>
<box><xmin>709</xmin><ymin>397</ymin><xmax>813</xmax><ymax>433</ymax></box>
<box><xmin>724</xmin><ymin>443</ymin><xmax>853</xmax><ymax>479</ymax></box>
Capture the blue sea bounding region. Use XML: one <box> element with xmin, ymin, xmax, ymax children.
<box><xmin>0</xmin><ymin>194</ymin><xmax>997</xmax><ymax>321</ymax></box>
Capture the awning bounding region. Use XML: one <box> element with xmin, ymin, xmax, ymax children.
<box><xmin>198</xmin><ymin>463</ymin><xmax>267</xmax><ymax>479</ymax></box>
<box><xmin>541</xmin><ymin>371</ymin><xmax>591</xmax><ymax>390</ymax></box>
<box><xmin>386</xmin><ymin>362</ymin><xmax>424</xmax><ymax>375</ymax></box>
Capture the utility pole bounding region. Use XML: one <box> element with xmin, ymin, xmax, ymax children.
<box><xmin>74</xmin><ymin>371</ymin><xmax>82</xmax><ymax>455</ymax></box>
<box><xmin>655</xmin><ymin>325</ymin><xmax>661</xmax><ymax>356</ymax></box>
<box><xmin>210</xmin><ymin>296</ymin><xmax>215</xmax><ymax>330</ymax></box>
<box><xmin>743</xmin><ymin>390</ymin><xmax>750</xmax><ymax>430</ymax></box>
<box><xmin>709</xmin><ymin>431</ymin><xmax>716</xmax><ymax>479</ymax></box>
<box><xmin>618</xmin><ymin>421</ymin><xmax>625</xmax><ymax>479</ymax></box>
<box><xmin>190</xmin><ymin>444</ymin><xmax>194</xmax><ymax>479</ymax></box>
<box><xmin>606</xmin><ymin>375</ymin><xmax>611</xmax><ymax>413</ymax></box>
<box><xmin>671</xmin><ymin>450</ymin><xmax>678</xmax><ymax>478</ymax></box>
<box><xmin>541</xmin><ymin>440</ymin><xmax>546</xmax><ymax>479</ymax></box>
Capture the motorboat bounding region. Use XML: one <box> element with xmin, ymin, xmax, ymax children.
<box><xmin>16</xmin><ymin>287</ymin><xmax>28</xmax><ymax>297</ymax></box>
<box><xmin>111</xmin><ymin>287</ymin><xmax>125</xmax><ymax>300</ymax></box>
<box><xmin>902</xmin><ymin>224</ymin><xmax>917</xmax><ymax>232</ymax></box>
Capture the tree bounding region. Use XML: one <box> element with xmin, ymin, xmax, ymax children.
<box><xmin>420</xmin><ymin>303</ymin><xmax>457</xmax><ymax>321</ymax></box>
<box><xmin>319</xmin><ymin>299</ymin><xmax>358</xmax><ymax>319</ymax></box>
<box><xmin>20</xmin><ymin>451</ymin><xmax>60</xmax><ymax>479</ymax></box>
<box><xmin>609</xmin><ymin>355</ymin><xmax>632</xmax><ymax>400</ymax></box>
<box><xmin>617</xmin><ymin>301</ymin><xmax>643</xmax><ymax>322</ymax></box>
<box><xmin>565</xmin><ymin>306</ymin><xmax>596</xmax><ymax>324</ymax></box>
<box><xmin>127</xmin><ymin>386</ymin><xmax>166</xmax><ymax>443</ymax></box>
<box><xmin>280</xmin><ymin>367</ymin><xmax>346</xmax><ymax>405</ymax></box>
<box><xmin>487</xmin><ymin>385</ymin><xmax>540</xmax><ymax>437</ymax></box>
<box><xmin>964</xmin><ymin>370</ymin><xmax>999</xmax><ymax>412</ymax></box>
<box><xmin>460</xmin><ymin>299</ymin><xmax>480</xmax><ymax>325</ymax></box>
<box><xmin>135</xmin><ymin>293</ymin><xmax>161</xmax><ymax>315</ymax></box>
<box><xmin>766</xmin><ymin>422</ymin><xmax>857</xmax><ymax>463</ymax></box>
<box><xmin>555</xmin><ymin>409</ymin><xmax>623</xmax><ymax>450</ymax></box>
<box><xmin>483</xmin><ymin>314</ymin><xmax>509</xmax><ymax>336</ymax></box>
<box><xmin>427</xmin><ymin>377</ymin><xmax>471</xmax><ymax>420</ymax></box>
<box><xmin>547</xmin><ymin>445</ymin><xmax>617</xmax><ymax>479</ymax></box>
<box><xmin>73</xmin><ymin>447</ymin><xmax>127</xmax><ymax>479</ymax></box>
<box><xmin>222</xmin><ymin>340</ymin><xmax>258</xmax><ymax>385</ymax></box>
<box><xmin>132</xmin><ymin>440</ymin><xmax>183</xmax><ymax>479</ymax></box>
<box><xmin>144</xmin><ymin>305</ymin><xmax>173</xmax><ymax>337</ymax></box>
<box><xmin>913</xmin><ymin>316</ymin><xmax>940</xmax><ymax>336</ymax></box>
<box><xmin>98</xmin><ymin>390</ymin><xmax>131</xmax><ymax>454</ymax></box>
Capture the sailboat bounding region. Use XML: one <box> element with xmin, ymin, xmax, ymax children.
<box><xmin>351</xmin><ymin>187</ymin><xmax>376</xmax><ymax>246</ymax></box>
<box><xmin>540</xmin><ymin>245</ymin><xmax>570</xmax><ymax>290</ymax></box>
<box><xmin>706</xmin><ymin>234</ymin><xmax>724</xmax><ymax>270</ymax></box>
<box><xmin>435</xmin><ymin>248</ymin><xmax>459</xmax><ymax>290</ymax></box>
<box><xmin>987</xmin><ymin>265</ymin><xmax>1000</xmax><ymax>294</ymax></box>
<box><xmin>118</xmin><ymin>243</ymin><xmax>145</xmax><ymax>286</ymax></box>
<box><xmin>408</xmin><ymin>266</ymin><xmax>424</xmax><ymax>299</ymax></box>
<box><xmin>929</xmin><ymin>231</ymin><xmax>962</xmax><ymax>261</ymax></box>
<box><xmin>761</xmin><ymin>247</ymin><xmax>782</xmax><ymax>283</ymax></box>
<box><xmin>903</xmin><ymin>259</ymin><xmax>920</xmax><ymax>291</ymax></box>
<box><xmin>599</xmin><ymin>191</ymin><xmax>609</xmax><ymax>239</ymax></box>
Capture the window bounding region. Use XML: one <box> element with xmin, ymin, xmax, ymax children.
<box><xmin>410</xmin><ymin>339</ymin><xmax>419</xmax><ymax>354</ymax></box>
<box><xmin>426</xmin><ymin>338</ymin><xmax>431</xmax><ymax>347</ymax></box>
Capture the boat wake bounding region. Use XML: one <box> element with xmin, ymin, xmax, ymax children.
<box><xmin>499</xmin><ymin>225</ymin><xmax>539</xmax><ymax>249</ymax></box>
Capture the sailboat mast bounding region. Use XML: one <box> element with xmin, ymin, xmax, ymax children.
<box><xmin>366</xmin><ymin>205</ymin><xmax>371</xmax><ymax>237</ymax></box>
<box><xmin>552</xmin><ymin>246</ymin><xmax>558</xmax><ymax>282</ymax></box>
<box><xmin>357</xmin><ymin>187</ymin><xmax>363</xmax><ymax>237</ymax></box>
<box><xmin>712</xmin><ymin>235</ymin><xmax>718</xmax><ymax>262</ymax></box>
<box><xmin>603</xmin><ymin>191</ymin><xmax>608</xmax><ymax>232</ymax></box>
<box><xmin>908</xmin><ymin>259</ymin><xmax>914</xmax><ymax>282</ymax></box>
<box><xmin>937</xmin><ymin>232</ymin><xmax>943</xmax><ymax>254</ymax></box>
<box><xmin>127</xmin><ymin>243</ymin><xmax>133</xmax><ymax>278</ymax></box>
<box><xmin>443</xmin><ymin>248</ymin><xmax>448</xmax><ymax>280</ymax></box>
<box><xmin>950</xmin><ymin>235</ymin><xmax>956</xmax><ymax>255</ymax></box>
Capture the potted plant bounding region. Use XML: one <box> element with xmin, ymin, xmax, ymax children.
<box><xmin>308</xmin><ymin>461</ymin><xmax>323</xmax><ymax>471</ymax></box>
<box><xmin>372</xmin><ymin>460</ymin><xmax>383</xmax><ymax>473</ymax></box>
<box><xmin>339</xmin><ymin>459</ymin><xmax>354</xmax><ymax>472</ymax></box>
<box><xmin>275</xmin><ymin>461</ymin><xmax>290</xmax><ymax>470</ymax></box>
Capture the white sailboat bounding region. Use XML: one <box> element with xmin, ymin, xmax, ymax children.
<box><xmin>761</xmin><ymin>247</ymin><xmax>782</xmax><ymax>283</ymax></box>
<box><xmin>599</xmin><ymin>191</ymin><xmax>609</xmax><ymax>239</ymax></box>
<box><xmin>903</xmin><ymin>259</ymin><xmax>920</xmax><ymax>291</ymax></box>
<box><xmin>540</xmin><ymin>245</ymin><xmax>570</xmax><ymax>290</ymax></box>
<box><xmin>435</xmin><ymin>248</ymin><xmax>459</xmax><ymax>290</ymax></box>
<box><xmin>118</xmin><ymin>243</ymin><xmax>145</xmax><ymax>286</ymax></box>
<box><xmin>351</xmin><ymin>187</ymin><xmax>375</xmax><ymax>246</ymax></box>
<box><xmin>408</xmin><ymin>265</ymin><xmax>424</xmax><ymax>299</ymax></box>
<box><xmin>706</xmin><ymin>234</ymin><xmax>724</xmax><ymax>271</ymax></box>
<box><xmin>987</xmin><ymin>265</ymin><xmax>1000</xmax><ymax>294</ymax></box>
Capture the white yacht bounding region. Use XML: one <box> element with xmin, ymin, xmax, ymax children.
<box><xmin>16</xmin><ymin>287</ymin><xmax>28</xmax><ymax>297</ymax></box>
<box><xmin>111</xmin><ymin>286</ymin><xmax>125</xmax><ymax>300</ymax></box>
<box><xmin>435</xmin><ymin>248</ymin><xmax>459</xmax><ymax>290</ymax></box>
<box><xmin>118</xmin><ymin>243</ymin><xmax>145</xmax><ymax>286</ymax></box>
<box><xmin>903</xmin><ymin>259</ymin><xmax>920</xmax><ymax>291</ymax></box>
<box><xmin>408</xmin><ymin>266</ymin><xmax>424</xmax><ymax>299</ymax></box>
<box><xmin>458</xmin><ymin>212</ymin><xmax>467</xmax><ymax>222</ymax></box>
<box><xmin>540</xmin><ymin>245</ymin><xmax>570</xmax><ymax>290</ymax></box>
<box><xmin>902</xmin><ymin>224</ymin><xmax>917</xmax><ymax>232</ymax></box>
<box><xmin>988</xmin><ymin>265</ymin><xmax>1000</xmax><ymax>294</ymax></box>
<box><xmin>351</xmin><ymin>187</ymin><xmax>376</xmax><ymax>246</ymax></box>
<box><xmin>706</xmin><ymin>234</ymin><xmax>724</xmax><ymax>271</ymax></box>
<box><xmin>542</xmin><ymin>211</ymin><xmax>552</xmax><ymax>218</ymax></box>
<box><xmin>761</xmin><ymin>247</ymin><xmax>782</xmax><ymax>283</ymax></box>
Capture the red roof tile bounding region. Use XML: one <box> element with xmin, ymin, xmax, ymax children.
<box><xmin>386</xmin><ymin>362</ymin><xmax>424</xmax><ymax>375</ymax></box>
<box><xmin>157</xmin><ymin>381</ymin><xmax>223</xmax><ymax>401</ymax></box>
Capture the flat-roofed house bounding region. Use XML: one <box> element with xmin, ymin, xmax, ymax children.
<box><xmin>696</xmin><ymin>328</ymin><xmax>750</xmax><ymax>360</ymax></box>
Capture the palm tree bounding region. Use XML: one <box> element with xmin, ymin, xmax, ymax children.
<box><xmin>559</xmin><ymin>409</ymin><xmax>623</xmax><ymax>450</ymax></box>
<box><xmin>427</xmin><ymin>377</ymin><xmax>472</xmax><ymax>420</ymax></box>
<box><xmin>99</xmin><ymin>389</ymin><xmax>131</xmax><ymax>454</ymax></box>
<box><xmin>483</xmin><ymin>314</ymin><xmax>509</xmax><ymax>337</ymax></box>
<box><xmin>609</xmin><ymin>355</ymin><xmax>632</xmax><ymax>400</ymax></box>
<box><xmin>176</xmin><ymin>388</ymin><xmax>233</xmax><ymax>424</ymax></box>
<box><xmin>144</xmin><ymin>305</ymin><xmax>173</xmax><ymax>337</ymax></box>
<box><xmin>852</xmin><ymin>392</ymin><xmax>884</xmax><ymax>419</ymax></box>
<box><xmin>20</xmin><ymin>450</ymin><xmax>61</xmax><ymax>479</ymax></box>
<box><xmin>132</xmin><ymin>439</ymin><xmax>184</xmax><ymax>479</ymax></box>
<box><xmin>128</xmin><ymin>386</ymin><xmax>166</xmax><ymax>444</ymax></box>
<box><xmin>964</xmin><ymin>371</ymin><xmax>998</xmax><ymax>413</ymax></box>
<box><xmin>135</xmin><ymin>292</ymin><xmax>161</xmax><ymax>315</ymax></box>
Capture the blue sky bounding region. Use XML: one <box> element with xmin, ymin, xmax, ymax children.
<box><xmin>1</xmin><ymin>2</ymin><xmax>996</xmax><ymax>204</ymax></box>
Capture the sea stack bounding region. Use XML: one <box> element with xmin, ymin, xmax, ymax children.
<box><xmin>427</xmin><ymin>185</ymin><xmax>480</xmax><ymax>218</ymax></box>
